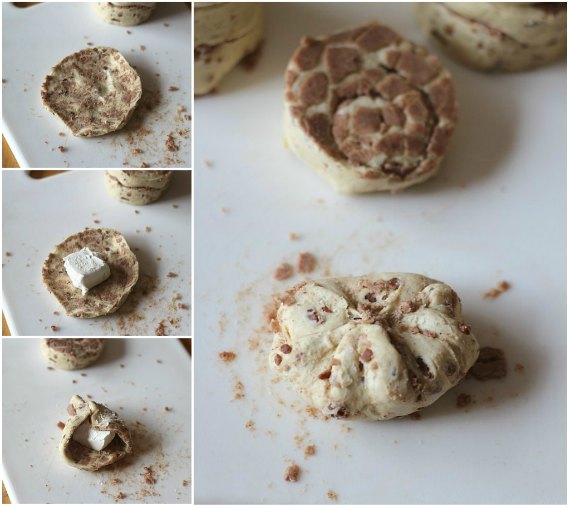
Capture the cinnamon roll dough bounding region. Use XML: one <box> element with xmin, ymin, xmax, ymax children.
<box><xmin>60</xmin><ymin>395</ymin><xmax>133</xmax><ymax>471</ymax></box>
<box><xmin>195</xmin><ymin>2</ymin><xmax>263</xmax><ymax>95</ymax></box>
<box><xmin>42</xmin><ymin>228</ymin><xmax>139</xmax><ymax>318</ymax></box>
<box><xmin>284</xmin><ymin>23</ymin><xmax>457</xmax><ymax>193</ymax></box>
<box><xmin>105</xmin><ymin>170</ymin><xmax>173</xmax><ymax>205</ymax></box>
<box><xmin>41</xmin><ymin>339</ymin><xmax>104</xmax><ymax>370</ymax></box>
<box><xmin>416</xmin><ymin>3</ymin><xmax>567</xmax><ymax>72</ymax></box>
<box><xmin>269</xmin><ymin>273</ymin><xmax>479</xmax><ymax>420</ymax></box>
<box><xmin>92</xmin><ymin>2</ymin><xmax>156</xmax><ymax>26</ymax></box>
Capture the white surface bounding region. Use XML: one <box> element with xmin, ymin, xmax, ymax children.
<box><xmin>2</xmin><ymin>338</ymin><xmax>191</xmax><ymax>504</ymax></box>
<box><xmin>2</xmin><ymin>170</ymin><xmax>191</xmax><ymax>336</ymax></box>
<box><xmin>194</xmin><ymin>3</ymin><xmax>566</xmax><ymax>504</ymax></box>
<box><xmin>2</xmin><ymin>2</ymin><xmax>191</xmax><ymax>168</ymax></box>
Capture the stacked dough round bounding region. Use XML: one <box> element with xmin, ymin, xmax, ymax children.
<box><xmin>105</xmin><ymin>170</ymin><xmax>173</xmax><ymax>205</ymax></box>
<box><xmin>269</xmin><ymin>273</ymin><xmax>479</xmax><ymax>420</ymax></box>
<box><xmin>416</xmin><ymin>3</ymin><xmax>567</xmax><ymax>72</ymax></box>
<box><xmin>92</xmin><ymin>2</ymin><xmax>156</xmax><ymax>26</ymax></box>
<box><xmin>41</xmin><ymin>339</ymin><xmax>105</xmax><ymax>370</ymax></box>
<box><xmin>41</xmin><ymin>47</ymin><xmax>142</xmax><ymax>137</ymax></box>
<box><xmin>195</xmin><ymin>2</ymin><xmax>263</xmax><ymax>95</ymax></box>
<box><xmin>284</xmin><ymin>23</ymin><xmax>457</xmax><ymax>194</ymax></box>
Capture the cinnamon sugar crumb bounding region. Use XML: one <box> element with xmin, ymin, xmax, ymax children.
<box><xmin>327</xmin><ymin>490</ymin><xmax>338</xmax><ymax>501</ymax></box>
<box><xmin>289</xmin><ymin>232</ymin><xmax>299</xmax><ymax>241</ymax></box>
<box><xmin>233</xmin><ymin>380</ymin><xmax>245</xmax><ymax>400</ymax></box>
<box><xmin>274</xmin><ymin>262</ymin><xmax>293</xmax><ymax>281</ymax></box>
<box><xmin>115</xmin><ymin>492</ymin><xmax>126</xmax><ymax>500</ymax></box>
<box><xmin>141</xmin><ymin>466</ymin><xmax>157</xmax><ymax>485</ymax></box>
<box><xmin>245</xmin><ymin>419</ymin><xmax>256</xmax><ymax>431</ymax></box>
<box><xmin>50</xmin><ymin>325</ymin><xmax>58</xmax><ymax>332</ymax></box>
<box><xmin>168</xmin><ymin>86</ymin><xmax>179</xmax><ymax>92</ymax></box>
<box><xmin>297</xmin><ymin>252</ymin><xmax>317</xmax><ymax>273</ymax></box>
<box><xmin>515</xmin><ymin>362</ymin><xmax>525</xmax><ymax>373</ymax></box>
<box><xmin>304</xmin><ymin>444</ymin><xmax>316</xmax><ymax>457</ymax></box>
<box><xmin>483</xmin><ymin>280</ymin><xmax>511</xmax><ymax>299</ymax></box>
<box><xmin>167</xmin><ymin>272</ymin><xmax>178</xmax><ymax>278</ymax></box>
<box><xmin>57</xmin><ymin>146</ymin><xmax>66</xmax><ymax>152</ymax></box>
<box><xmin>111</xmin><ymin>478</ymin><xmax>122</xmax><ymax>485</ymax></box>
<box><xmin>284</xmin><ymin>463</ymin><xmax>300</xmax><ymax>482</ymax></box>
<box><xmin>456</xmin><ymin>393</ymin><xmax>472</xmax><ymax>408</ymax></box>
<box><xmin>219</xmin><ymin>351</ymin><xmax>237</xmax><ymax>363</ymax></box>
<box><xmin>57</xmin><ymin>421</ymin><xmax>65</xmax><ymax>430</ymax></box>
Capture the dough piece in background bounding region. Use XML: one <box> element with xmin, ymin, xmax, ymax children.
<box><xmin>42</xmin><ymin>228</ymin><xmax>139</xmax><ymax>318</ymax></box>
<box><xmin>195</xmin><ymin>2</ymin><xmax>263</xmax><ymax>95</ymax></box>
<box><xmin>92</xmin><ymin>2</ymin><xmax>157</xmax><ymax>26</ymax></box>
<box><xmin>284</xmin><ymin>23</ymin><xmax>457</xmax><ymax>194</ymax></box>
<box><xmin>105</xmin><ymin>170</ymin><xmax>173</xmax><ymax>205</ymax></box>
<box><xmin>269</xmin><ymin>273</ymin><xmax>479</xmax><ymax>420</ymax></box>
<box><xmin>60</xmin><ymin>395</ymin><xmax>133</xmax><ymax>471</ymax></box>
<box><xmin>41</xmin><ymin>339</ymin><xmax>104</xmax><ymax>370</ymax></box>
<box><xmin>416</xmin><ymin>2</ymin><xmax>567</xmax><ymax>72</ymax></box>
<box><xmin>41</xmin><ymin>47</ymin><xmax>142</xmax><ymax>137</ymax></box>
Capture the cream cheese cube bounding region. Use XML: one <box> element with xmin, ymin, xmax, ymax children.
<box><xmin>72</xmin><ymin>420</ymin><xmax>116</xmax><ymax>451</ymax></box>
<box><xmin>63</xmin><ymin>247</ymin><xmax>111</xmax><ymax>295</ymax></box>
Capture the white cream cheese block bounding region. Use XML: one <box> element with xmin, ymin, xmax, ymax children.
<box><xmin>72</xmin><ymin>419</ymin><xmax>116</xmax><ymax>451</ymax></box>
<box><xmin>63</xmin><ymin>247</ymin><xmax>111</xmax><ymax>295</ymax></box>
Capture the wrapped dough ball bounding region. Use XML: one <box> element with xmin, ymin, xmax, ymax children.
<box><xmin>284</xmin><ymin>23</ymin><xmax>457</xmax><ymax>194</ymax></box>
<box><xmin>416</xmin><ymin>3</ymin><xmax>567</xmax><ymax>72</ymax></box>
<box><xmin>269</xmin><ymin>273</ymin><xmax>479</xmax><ymax>420</ymax></box>
<box><xmin>59</xmin><ymin>395</ymin><xmax>133</xmax><ymax>471</ymax></box>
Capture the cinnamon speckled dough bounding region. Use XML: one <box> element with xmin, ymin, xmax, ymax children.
<box><xmin>284</xmin><ymin>23</ymin><xmax>457</xmax><ymax>194</ymax></box>
<box><xmin>60</xmin><ymin>395</ymin><xmax>133</xmax><ymax>471</ymax></box>
<box><xmin>42</xmin><ymin>228</ymin><xmax>139</xmax><ymax>318</ymax></box>
<box><xmin>92</xmin><ymin>2</ymin><xmax>156</xmax><ymax>26</ymax></box>
<box><xmin>41</xmin><ymin>47</ymin><xmax>142</xmax><ymax>137</ymax></box>
<box><xmin>105</xmin><ymin>170</ymin><xmax>173</xmax><ymax>205</ymax></box>
<box><xmin>416</xmin><ymin>3</ymin><xmax>567</xmax><ymax>71</ymax></box>
<box><xmin>41</xmin><ymin>339</ymin><xmax>104</xmax><ymax>370</ymax></box>
<box><xmin>269</xmin><ymin>273</ymin><xmax>479</xmax><ymax>420</ymax></box>
<box><xmin>195</xmin><ymin>2</ymin><xmax>263</xmax><ymax>95</ymax></box>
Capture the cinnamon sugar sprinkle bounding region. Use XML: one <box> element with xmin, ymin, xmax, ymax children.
<box><xmin>483</xmin><ymin>280</ymin><xmax>511</xmax><ymax>299</ymax></box>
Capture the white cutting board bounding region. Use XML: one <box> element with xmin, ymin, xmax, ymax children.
<box><xmin>2</xmin><ymin>170</ymin><xmax>191</xmax><ymax>336</ymax></box>
<box><xmin>194</xmin><ymin>3</ymin><xmax>566</xmax><ymax>504</ymax></box>
<box><xmin>2</xmin><ymin>338</ymin><xmax>191</xmax><ymax>504</ymax></box>
<box><xmin>2</xmin><ymin>2</ymin><xmax>191</xmax><ymax>168</ymax></box>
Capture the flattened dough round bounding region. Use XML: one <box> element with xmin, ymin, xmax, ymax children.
<box><xmin>41</xmin><ymin>339</ymin><xmax>104</xmax><ymax>370</ymax></box>
<box><xmin>42</xmin><ymin>228</ymin><xmax>139</xmax><ymax>318</ymax></box>
<box><xmin>284</xmin><ymin>23</ymin><xmax>457</xmax><ymax>194</ymax></box>
<box><xmin>269</xmin><ymin>273</ymin><xmax>479</xmax><ymax>420</ymax></box>
<box><xmin>41</xmin><ymin>46</ymin><xmax>142</xmax><ymax>137</ymax></box>
<box><xmin>416</xmin><ymin>3</ymin><xmax>566</xmax><ymax>72</ymax></box>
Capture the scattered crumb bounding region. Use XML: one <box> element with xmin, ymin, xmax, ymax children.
<box><xmin>164</xmin><ymin>406</ymin><xmax>172</xmax><ymax>412</ymax></box>
<box><xmin>289</xmin><ymin>232</ymin><xmax>299</xmax><ymax>241</ymax></box>
<box><xmin>469</xmin><ymin>347</ymin><xmax>507</xmax><ymax>380</ymax></box>
<box><xmin>297</xmin><ymin>252</ymin><xmax>317</xmax><ymax>273</ymax></box>
<box><xmin>57</xmin><ymin>146</ymin><xmax>66</xmax><ymax>153</ymax></box>
<box><xmin>50</xmin><ymin>325</ymin><xmax>58</xmax><ymax>332</ymax></box>
<box><xmin>409</xmin><ymin>411</ymin><xmax>422</xmax><ymax>420</ymax></box>
<box><xmin>168</xmin><ymin>86</ymin><xmax>179</xmax><ymax>92</ymax></box>
<box><xmin>219</xmin><ymin>351</ymin><xmax>237</xmax><ymax>363</ymax></box>
<box><xmin>233</xmin><ymin>380</ymin><xmax>245</xmax><ymax>400</ymax></box>
<box><xmin>53</xmin><ymin>311</ymin><xmax>60</xmax><ymax>316</ymax></box>
<box><xmin>87</xmin><ymin>42</ymin><xmax>94</xmax><ymax>46</ymax></box>
<box><xmin>80</xmin><ymin>373</ymin><xmax>87</xmax><ymax>377</ymax></box>
<box><xmin>5</xmin><ymin>252</ymin><xmax>12</xmax><ymax>257</ymax></box>
<box><xmin>155</xmin><ymin>321</ymin><xmax>166</xmax><ymax>336</ymax></box>
<box><xmin>178</xmin><ymin>303</ymin><xmax>188</xmax><ymax>310</ymax></box>
<box><xmin>72</xmin><ymin>380</ymin><xmax>77</xmax><ymax>384</ymax></box>
<box><xmin>141</xmin><ymin>466</ymin><xmax>157</xmax><ymax>485</ymax></box>
<box><xmin>47</xmin><ymin>367</ymin><xmax>54</xmax><ymax>371</ymax></box>
<box><xmin>515</xmin><ymin>362</ymin><xmax>525</xmax><ymax>373</ymax></box>
<box><xmin>57</xmin><ymin>421</ymin><xmax>65</xmax><ymax>430</ymax></box>
<box><xmin>134</xmin><ymin>210</ymin><xmax>140</xmax><ymax>214</ymax></box>
<box><xmin>483</xmin><ymin>280</ymin><xmax>511</xmax><ymax>299</ymax></box>
<box><xmin>140</xmin><ymin>45</ymin><xmax>146</xmax><ymax>51</ymax></box>
<box><xmin>327</xmin><ymin>490</ymin><xmax>338</xmax><ymax>501</ymax></box>
<box><xmin>204</xmin><ymin>159</ymin><xmax>214</xmax><ymax>168</ymax></box>
<box><xmin>120</xmin><ymin>364</ymin><xmax>125</xmax><ymax>368</ymax></box>
<box><xmin>94</xmin><ymin>219</ymin><xmax>101</xmax><ymax>224</ymax></box>
<box><xmin>156</xmin><ymin>359</ymin><xmax>162</xmax><ymax>364</ymax></box>
<box><xmin>156</xmin><ymin>257</ymin><xmax>162</xmax><ymax>261</ymax></box>
<box><xmin>115</xmin><ymin>492</ymin><xmax>126</xmax><ymax>500</ymax></box>
<box><xmin>58</xmin><ymin>132</ymin><xmax>65</xmax><ymax>137</ymax></box>
<box><xmin>456</xmin><ymin>393</ymin><xmax>473</xmax><ymax>409</ymax></box>
<box><xmin>284</xmin><ymin>464</ymin><xmax>300</xmax><ymax>482</ymax></box>
<box><xmin>245</xmin><ymin>419</ymin><xmax>256</xmax><ymax>431</ymax></box>
<box><xmin>274</xmin><ymin>262</ymin><xmax>293</xmax><ymax>281</ymax></box>
<box><xmin>165</xmin><ymin>133</ymin><xmax>180</xmax><ymax>152</ymax></box>
<box><xmin>111</xmin><ymin>478</ymin><xmax>122</xmax><ymax>485</ymax></box>
<box><xmin>126</xmin><ymin>30</ymin><xmax>132</xmax><ymax>34</ymax></box>
<box><xmin>145</xmin><ymin>226</ymin><xmax>152</xmax><ymax>233</ymax></box>
<box><xmin>163</xmin><ymin>23</ymin><xmax>169</xmax><ymax>27</ymax></box>
<box><xmin>304</xmin><ymin>444</ymin><xmax>316</xmax><ymax>457</ymax></box>
<box><xmin>167</xmin><ymin>272</ymin><xmax>178</xmax><ymax>278</ymax></box>
<box><xmin>172</xmin><ymin>204</ymin><xmax>179</xmax><ymax>208</ymax></box>
<box><xmin>2</xmin><ymin>79</ymin><xmax>6</xmax><ymax>83</ymax></box>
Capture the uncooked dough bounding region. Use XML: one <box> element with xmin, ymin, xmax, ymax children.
<box><xmin>41</xmin><ymin>339</ymin><xmax>104</xmax><ymax>370</ymax></box>
<box><xmin>269</xmin><ymin>273</ymin><xmax>479</xmax><ymax>420</ymax></box>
